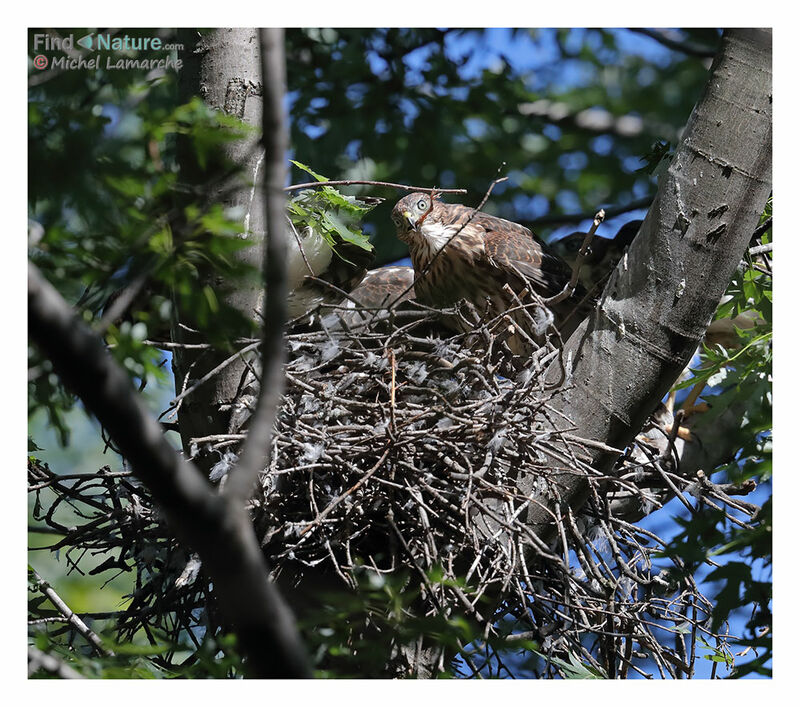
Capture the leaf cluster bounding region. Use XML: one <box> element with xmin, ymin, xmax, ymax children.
<box><xmin>661</xmin><ymin>205</ymin><xmax>772</xmax><ymax>677</ymax></box>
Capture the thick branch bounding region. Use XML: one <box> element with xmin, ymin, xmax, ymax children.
<box><xmin>525</xmin><ymin>29</ymin><xmax>772</xmax><ymax>535</ymax></box>
<box><xmin>28</xmin><ymin>263</ymin><xmax>310</xmax><ymax>678</ymax></box>
<box><xmin>173</xmin><ymin>29</ymin><xmax>269</xmax><ymax>473</ymax></box>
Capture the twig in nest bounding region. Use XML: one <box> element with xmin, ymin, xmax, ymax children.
<box><xmin>388</xmin><ymin>348</ymin><xmax>397</xmax><ymax>436</ymax></box>
<box><xmin>298</xmin><ymin>446</ymin><xmax>392</xmax><ymax>537</ymax></box>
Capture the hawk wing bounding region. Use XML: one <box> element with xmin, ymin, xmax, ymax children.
<box><xmin>442</xmin><ymin>204</ymin><xmax>574</xmax><ymax>297</ymax></box>
<box><xmin>347</xmin><ymin>266</ymin><xmax>415</xmax><ymax>308</ymax></box>
<box><xmin>320</xmin><ymin>266</ymin><xmax>415</xmax><ymax>330</ymax></box>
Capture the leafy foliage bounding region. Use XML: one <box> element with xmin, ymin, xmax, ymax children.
<box><xmin>284</xmin><ymin>28</ymin><xmax>718</xmax><ymax>261</ymax></box>
<box><xmin>28</xmin><ymin>31</ymin><xmax>263</xmax><ymax>435</ymax></box>
<box><xmin>288</xmin><ymin>160</ymin><xmax>375</xmax><ymax>254</ymax></box>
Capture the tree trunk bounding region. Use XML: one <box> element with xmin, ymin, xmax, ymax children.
<box><xmin>523</xmin><ymin>28</ymin><xmax>772</xmax><ymax>536</ymax></box>
<box><xmin>174</xmin><ymin>29</ymin><xmax>266</xmax><ymax>472</ymax></box>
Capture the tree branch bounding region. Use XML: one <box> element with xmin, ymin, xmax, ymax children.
<box><xmin>28</xmin><ymin>647</ymin><xmax>84</xmax><ymax>679</ymax></box>
<box><xmin>628</xmin><ymin>28</ymin><xmax>719</xmax><ymax>59</ymax></box>
<box><xmin>525</xmin><ymin>195</ymin><xmax>653</xmax><ymax>228</ymax></box>
<box><xmin>518</xmin><ymin>99</ymin><xmax>678</xmax><ymax>143</ymax></box>
<box><xmin>30</xmin><ymin>567</ymin><xmax>113</xmax><ymax>657</ymax></box>
<box><xmin>524</xmin><ymin>29</ymin><xmax>772</xmax><ymax>538</ymax></box>
<box><xmin>28</xmin><ymin>262</ymin><xmax>310</xmax><ymax>678</ymax></box>
<box><xmin>286</xmin><ymin>179</ymin><xmax>467</xmax><ymax>194</ymax></box>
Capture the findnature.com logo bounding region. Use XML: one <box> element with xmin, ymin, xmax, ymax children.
<box><xmin>30</xmin><ymin>31</ymin><xmax>183</xmax><ymax>72</ymax></box>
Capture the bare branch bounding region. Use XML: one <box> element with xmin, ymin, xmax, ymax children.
<box><xmin>286</xmin><ymin>179</ymin><xmax>467</xmax><ymax>194</ymax></box>
<box><xmin>30</xmin><ymin>567</ymin><xmax>113</xmax><ymax>657</ymax></box>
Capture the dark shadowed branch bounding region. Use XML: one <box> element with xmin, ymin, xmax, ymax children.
<box><xmin>628</xmin><ymin>28</ymin><xmax>719</xmax><ymax>59</ymax></box>
<box><xmin>28</xmin><ymin>262</ymin><xmax>311</xmax><ymax>678</ymax></box>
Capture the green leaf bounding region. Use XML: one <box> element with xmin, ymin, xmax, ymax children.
<box><xmin>322</xmin><ymin>210</ymin><xmax>373</xmax><ymax>251</ymax></box>
<box><xmin>531</xmin><ymin>650</ymin><xmax>606</xmax><ymax>679</ymax></box>
<box><xmin>291</xmin><ymin>159</ymin><xmax>328</xmax><ymax>182</ymax></box>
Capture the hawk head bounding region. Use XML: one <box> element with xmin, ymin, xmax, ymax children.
<box><xmin>550</xmin><ymin>219</ymin><xmax>642</xmax><ymax>291</ymax></box>
<box><xmin>391</xmin><ymin>192</ymin><xmax>442</xmax><ymax>243</ymax></box>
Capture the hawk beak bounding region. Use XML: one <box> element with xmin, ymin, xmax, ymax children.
<box><xmin>402</xmin><ymin>210</ymin><xmax>417</xmax><ymax>229</ymax></box>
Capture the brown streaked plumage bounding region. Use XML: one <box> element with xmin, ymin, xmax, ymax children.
<box><xmin>347</xmin><ymin>266</ymin><xmax>415</xmax><ymax>309</ymax></box>
<box><xmin>320</xmin><ymin>265</ymin><xmax>415</xmax><ymax>330</ymax></box>
<box><xmin>391</xmin><ymin>192</ymin><xmax>591</xmax><ymax>350</ymax></box>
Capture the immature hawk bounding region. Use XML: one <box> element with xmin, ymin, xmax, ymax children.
<box><xmin>550</xmin><ymin>219</ymin><xmax>641</xmax><ymax>291</ymax></box>
<box><xmin>392</xmin><ymin>193</ymin><xmax>591</xmax><ymax>350</ymax></box>
<box><xmin>320</xmin><ymin>265</ymin><xmax>415</xmax><ymax>330</ymax></box>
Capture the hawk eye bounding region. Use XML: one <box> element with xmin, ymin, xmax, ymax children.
<box><xmin>392</xmin><ymin>215</ymin><xmax>402</xmax><ymax>227</ymax></box>
<box><xmin>417</xmin><ymin>199</ymin><xmax>427</xmax><ymax>210</ymax></box>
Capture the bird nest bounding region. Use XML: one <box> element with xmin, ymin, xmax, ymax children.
<box><xmin>220</xmin><ymin>299</ymin><xmax>731</xmax><ymax>677</ymax></box>
<box><xmin>29</xmin><ymin>298</ymin><xmax>749</xmax><ymax>678</ymax></box>
<box><xmin>262</xmin><ymin>301</ymin><xmax>569</xmax><ymax>572</ymax></box>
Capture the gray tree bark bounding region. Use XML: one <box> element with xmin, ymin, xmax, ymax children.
<box><xmin>174</xmin><ymin>29</ymin><xmax>267</xmax><ymax>472</ymax></box>
<box><xmin>522</xmin><ymin>28</ymin><xmax>772</xmax><ymax>537</ymax></box>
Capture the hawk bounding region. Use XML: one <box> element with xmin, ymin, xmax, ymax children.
<box><xmin>320</xmin><ymin>265</ymin><xmax>415</xmax><ymax>330</ymax></box>
<box><xmin>391</xmin><ymin>192</ymin><xmax>591</xmax><ymax>351</ymax></box>
<box><xmin>552</xmin><ymin>217</ymin><xmax>765</xmax><ymax>417</ymax></box>
<box><xmin>550</xmin><ymin>219</ymin><xmax>641</xmax><ymax>292</ymax></box>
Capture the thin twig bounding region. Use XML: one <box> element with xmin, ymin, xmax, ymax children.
<box><xmin>546</xmin><ymin>208</ymin><xmax>606</xmax><ymax>306</ymax></box>
<box><xmin>31</xmin><ymin>567</ymin><xmax>114</xmax><ymax>657</ymax></box>
<box><xmin>285</xmin><ymin>179</ymin><xmax>466</xmax><ymax>194</ymax></box>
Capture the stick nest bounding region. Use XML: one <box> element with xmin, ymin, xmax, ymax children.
<box><xmin>29</xmin><ymin>300</ymin><xmax>758</xmax><ymax>678</ymax></box>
